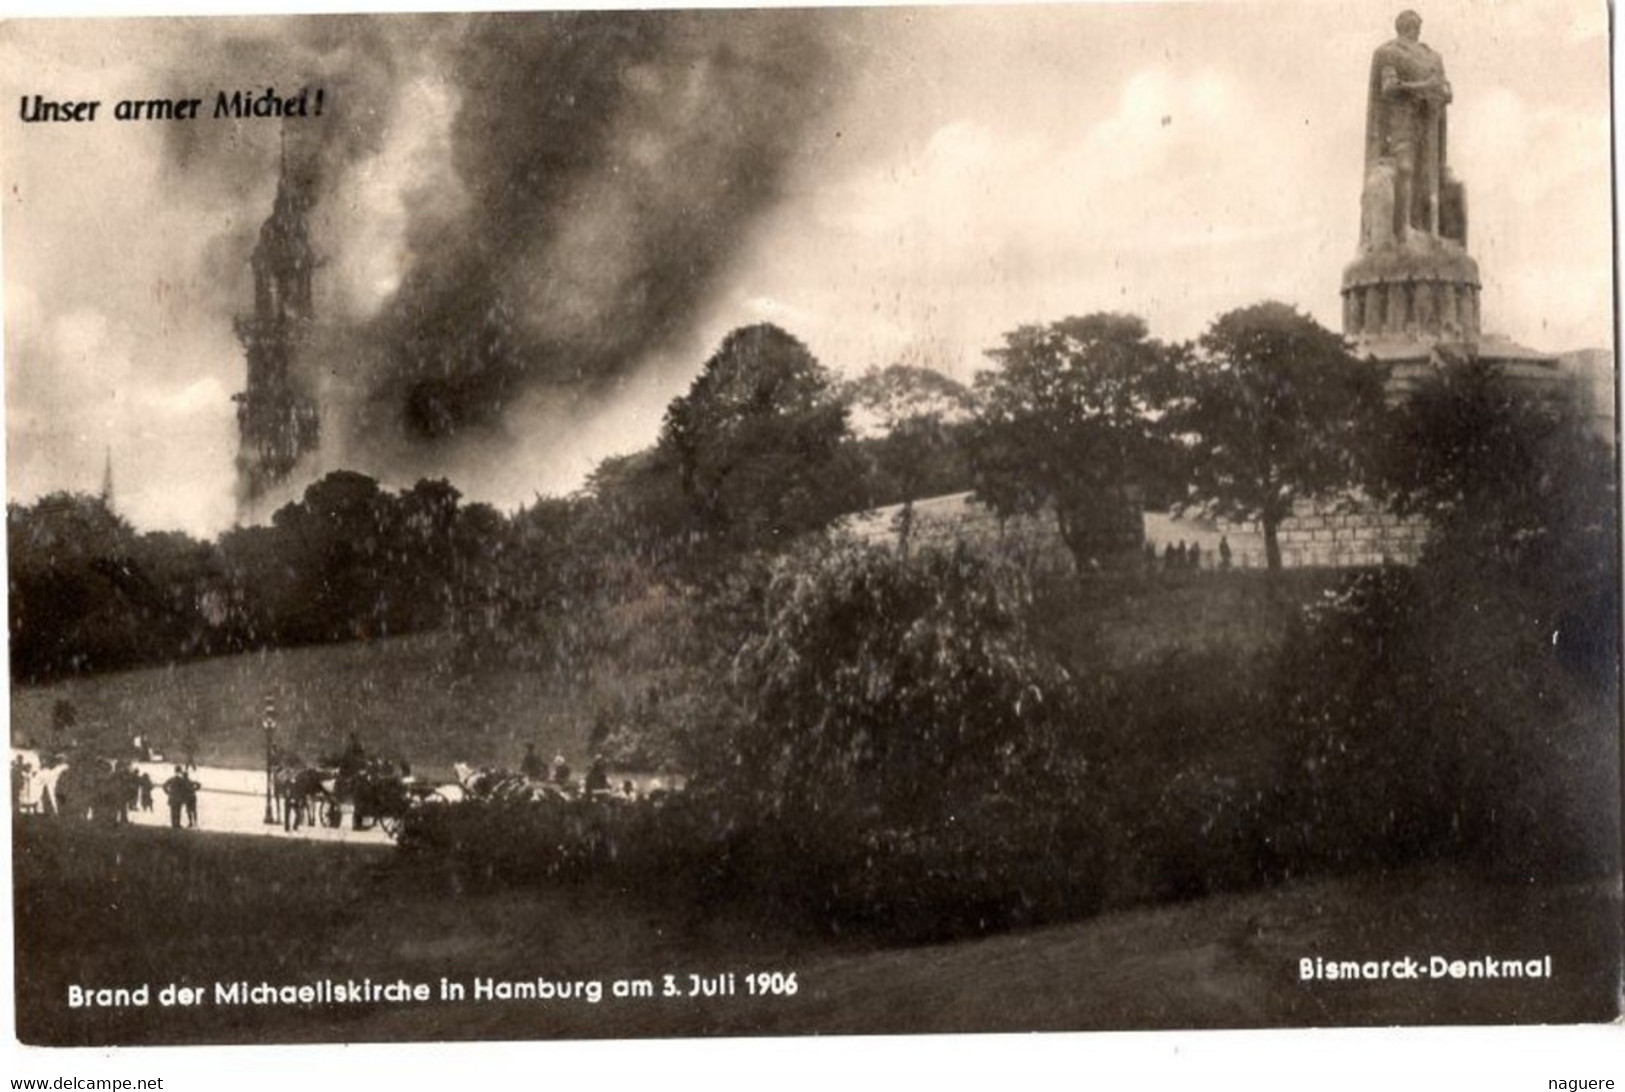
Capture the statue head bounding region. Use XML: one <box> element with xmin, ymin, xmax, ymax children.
<box><xmin>1395</xmin><ymin>10</ymin><xmax>1422</xmax><ymax>40</ymax></box>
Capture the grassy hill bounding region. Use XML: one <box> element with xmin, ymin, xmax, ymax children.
<box><xmin>10</xmin><ymin>569</ymin><xmax>1332</xmax><ymax>780</ymax></box>
<box><xmin>10</xmin><ymin>631</ymin><xmax>610</xmax><ymax>779</ymax></box>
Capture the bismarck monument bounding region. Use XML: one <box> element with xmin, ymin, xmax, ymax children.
<box><xmin>1341</xmin><ymin>10</ymin><xmax>1560</xmax><ymax>393</ymax></box>
<box><xmin>1267</xmin><ymin>10</ymin><xmax>1573</xmax><ymax>567</ymax></box>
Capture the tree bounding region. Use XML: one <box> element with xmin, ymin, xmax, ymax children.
<box><xmin>8</xmin><ymin>493</ymin><xmax>144</xmax><ymax>679</ymax></box>
<box><xmin>1372</xmin><ymin>354</ymin><xmax>1618</xmax><ymax>691</ymax></box>
<box><xmin>847</xmin><ymin>362</ymin><xmax>975</xmax><ymax>436</ymax></box>
<box><xmin>658</xmin><ymin>323</ymin><xmax>853</xmax><ymax>557</ymax></box>
<box><xmin>970</xmin><ymin>313</ymin><xmax>1178</xmax><ymax>571</ymax></box>
<box><xmin>699</xmin><ymin>540</ymin><xmax>1072</xmax><ymax>828</ymax></box>
<box><xmin>1173</xmin><ymin>302</ymin><xmax>1385</xmax><ymax>571</ymax></box>
<box><xmin>846</xmin><ymin>363</ymin><xmax>975</xmax><ymax>554</ymax></box>
<box><xmin>445</xmin><ymin>500</ymin><xmax>512</xmax><ymax>640</ymax></box>
<box><xmin>268</xmin><ymin>471</ymin><xmax>399</xmax><ymax>641</ymax></box>
<box><xmin>1373</xmin><ymin>353</ymin><xmax>1615</xmax><ymax>578</ymax></box>
<box><xmin>579</xmin><ymin>448</ymin><xmax>693</xmax><ymax>574</ymax></box>
<box><xmin>393</xmin><ymin>478</ymin><xmax>463</xmax><ymax>631</ymax></box>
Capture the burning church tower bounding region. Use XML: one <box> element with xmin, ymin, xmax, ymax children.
<box><xmin>232</xmin><ymin>146</ymin><xmax>321</xmax><ymax>516</ymax></box>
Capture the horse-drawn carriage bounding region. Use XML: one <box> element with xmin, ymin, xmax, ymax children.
<box><xmin>275</xmin><ymin>757</ymin><xmax>447</xmax><ymax>838</ymax></box>
<box><xmin>336</xmin><ymin>760</ymin><xmax>449</xmax><ymax>837</ymax></box>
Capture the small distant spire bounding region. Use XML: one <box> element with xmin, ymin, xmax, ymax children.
<box><xmin>99</xmin><ymin>446</ymin><xmax>115</xmax><ymax>509</ymax></box>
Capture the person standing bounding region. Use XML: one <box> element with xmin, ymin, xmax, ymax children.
<box><xmin>11</xmin><ymin>755</ymin><xmax>34</xmax><ymax>814</ymax></box>
<box><xmin>163</xmin><ymin>766</ymin><xmax>188</xmax><ymax>829</ymax></box>
<box><xmin>183</xmin><ymin>771</ymin><xmax>200</xmax><ymax>828</ymax></box>
<box><xmin>585</xmin><ymin>754</ymin><xmax>610</xmax><ymax>796</ymax></box>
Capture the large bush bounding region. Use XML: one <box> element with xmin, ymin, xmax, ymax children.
<box><xmin>697</xmin><ymin>540</ymin><xmax>1076</xmax><ymax>824</ymax></box>
<box><xmin>1276</xmin><ymin>373</ymin><xmax>1622</xmax><ymax>882</ymax></box>
<box><xmin>678</xmin><ymin>539</ymin><xmax>1099</xmax><ymax>935</ymax></box>
<box><xmin>1271</xmin><ymin>565</ymin><xmax>1620</xmax><ymax>881</ymax></box>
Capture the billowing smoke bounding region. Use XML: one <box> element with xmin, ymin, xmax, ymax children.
<box><xmin>158</xmin><ymin>11</ymin><xmax>846</xmax><ymax>503</ymax></box>
<box><xmin>156</xmin><ymin>15</ymin><xmax>417</xmax><ymax>312</ymax></box>
<box><xmin>352</xmin><ymin>11</ymin><xmax>841</xmax><ymax>464</ymax></box>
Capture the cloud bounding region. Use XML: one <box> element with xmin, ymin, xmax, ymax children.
<box><xmin>724</xmin><ymin>55</ymin><xmax>1359</xmax><ymax>388</ymax></box>
<box><xmin>1457</xmin><ymin>88</ymin><xmax>1613</xmax><ymax>349</ymax></box>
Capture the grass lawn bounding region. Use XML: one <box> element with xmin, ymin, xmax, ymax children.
<box><xmin>13</xmin><ymin>821</ymin><xmax>1619</xmax><ymax>1045</ymax></box>
<box><xmin>10</xmin><ymin>632</ymin><xmax>611</xmax><ymax>780</ymax></box>
<box><xmin>14</xmin><ymin>565</ymin><xmax>1616</xmax><ymax>1045</ymax></box>
<box><xmin>10</xmin><ymin>568</ymin><xmax>1336</xmax><ymax>780</ymax></box>
<box><xmin>1035</xmin><ymin>567</ymin><xmax>1338</xmax><ymax>666</ymax></box>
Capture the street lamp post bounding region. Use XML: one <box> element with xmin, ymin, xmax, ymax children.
<box><xmin>262</xmin><ymin>695</ymin><xmax>277</xmax><ymax>825</ymax></box>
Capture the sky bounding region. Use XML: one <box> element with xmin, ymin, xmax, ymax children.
<box><xmin>1</xmin><ymin>0</ymin><xmax>1615</xmax><ymax>537</ymax></box>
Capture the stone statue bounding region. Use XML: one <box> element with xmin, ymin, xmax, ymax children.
<box><xmin>1343</xmin><ymin>11</ymin><xmax>1480</xmax><ymax>343</ymax></box>
<box><xmin>1361</xmin><ymin>10</ymin><xmax>1465</xmax><ymax>247</ymax></box>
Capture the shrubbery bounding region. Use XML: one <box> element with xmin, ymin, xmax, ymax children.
<box><xmin>1270</xmin><ymin>563</ymin><xmax>1620</xmax><ymax>882</ymax></box>
<box><xmin>401</xmin><ymin>540</ymin><xmax>1109</xmax><ymax>939</ymax></box>
<box><xmin>402</xmin><ymin>498</ymin><xmax>1618</xmax><ymax>940</ymax></box>
<box><xmin>397</xmin><ymin>794</ymin><xmax>727</xmax><ymax>891</ymax></box>
<box><xmin>397</xmin><ymin>372</ymin><xmax>1620</xmax><ymax>933</ymax></box>
<box><xmin>698</xmin><ymin>540</ymin><xmax>1076</xmax><ymax>821</ymax></box>
<box><xmin>688</xmin><ymin>539</ymin><xmax>1101</xmax><ymax>936</ymax></box>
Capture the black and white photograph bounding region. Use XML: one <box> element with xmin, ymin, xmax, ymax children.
<box><xmin>3</xmin><ymin>0</ymin><xmax>1620</xmax><ymax>1068</ymax></box>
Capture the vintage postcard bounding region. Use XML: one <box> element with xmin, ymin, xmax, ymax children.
<box><xmin>4</xmin><ymin>0</ymin><xmax>1620</xmax><ymax>1065</ymax></box>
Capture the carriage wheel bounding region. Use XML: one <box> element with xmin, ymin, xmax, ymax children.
<box><xmin>321</xmin><ymin>797</ymin><xmax>343</xmax><ymax>828</ymax></box>
<box><xmin>379</xmin><ymin>813</ymin><xmax>403</xmax><ymax>839</ymax></box>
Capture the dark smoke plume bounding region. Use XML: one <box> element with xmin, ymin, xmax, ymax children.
<box><xmin>348</xmin><ymin>10</ymin><xmax>843</xmax><ymax>464</ymax></box>
<box><xmin>154</xmin><ymin>11</ymin><xmax>845</xmax><ymax>499</ymax></box>
<box><xmin>159</xmin><ymin>15</ymin><xmax>422</xmax><ymax>195</ymax></box>
<box><xmin>151</xmin><ymin>14</ymin><xmax>430</xmax><ymax>398</ymax></box>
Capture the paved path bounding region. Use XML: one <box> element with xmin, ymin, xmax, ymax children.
<box><xmin>129</xmin><ymin>761</ymin><xmax>408</xmax><ymax>845</ymax></box>
<box><xmin>13</xmin><ymin>751</ymin><xmax>686</xmax><ymax>846</ymax></box>
<box><xmin>13</xmin><ymin>750</ymin><xmax>453</xmax><ymax>846</ymax></box>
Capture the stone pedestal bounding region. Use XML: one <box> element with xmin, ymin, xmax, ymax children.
<box><xmin>1341</xmin><ymin>235</ymin><xmax>1481</xmax><ymax>343</ymax></box>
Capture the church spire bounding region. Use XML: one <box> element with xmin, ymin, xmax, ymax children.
<box><xmin>231</xmin><ymin>141</ymin><xmax>321</xmax><ymax>518</ymax></box>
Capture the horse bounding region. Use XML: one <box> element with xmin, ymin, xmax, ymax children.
<box><xmin>33</xmin><ymin>760</ymin><xmax>66</xmax><ymax>816</ymax></box>
<box><xmin>453</xmin><ymin>762</ymin><xmax>540</xmax><ymax>803</ymax></box>
<box><xmin>52</xmin><ymin>758</ymin><xmax>125</xmax><ymax>824</ymax></box>
<box><xmin>274</xmin><ymin>766</ymin><xmax>334</xmax><ymax>831</ymax></box>
<box><xmin>270</xmin><ymin>752</ymin><xmax>336</xmax><ymax>831</ymax></box>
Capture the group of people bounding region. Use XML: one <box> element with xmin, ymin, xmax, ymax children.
<box><xmin>11</xmin><ymin>754</ymin><xmax>42</xmax><ymax>813</ymax></box>
<box><xmin>521</xmin><ymin>744</ymin><xmax>612</xmax><ymax>796</ymax></box>
<box><xmin>10</xmin><ymin>750</ymin><xmax>200</xmax><ymax>829</ymax></box>
<box><xmin>162</xmin><ymin>766</ymin><xmax>201</xmax><ymax>828</ymax></box>
<box><xmin>1144</xmin><ymin>535</ymin><xmax>1234</xmax><ymax>572</ymax></box>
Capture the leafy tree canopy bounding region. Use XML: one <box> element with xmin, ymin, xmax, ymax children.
<box><xmin>845</xmin><ymin>363</ymin><xmax>974</xmax><ymax>439</ymax></box>
<box><xmin>698</xmin><ymin>541</ymin><xmax>1073</xmax><ymax>829</ymax></box>
<box><xmin>657</xmin><ymin>323</ymin><xmax>854</xmax><ymax>554</ymax></box>
<box><xmin>844</xmin><ymin>363</ymin><xmax>977</xmax><ymax>542</ymax></box>
<box><xmin>1173</xmin><ymin>302</ymin><xmax>1384</xmax><ymax>570</ymax></box>
<box><xmin>1373</xmin><ymin>353</ymin><xmax>1618</xmax><ymax>596</ymax></box>
<box><xmin>970</xmin><ymin>312</ymin><xmax>1179</xmax><ymax>570</ymax></box>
